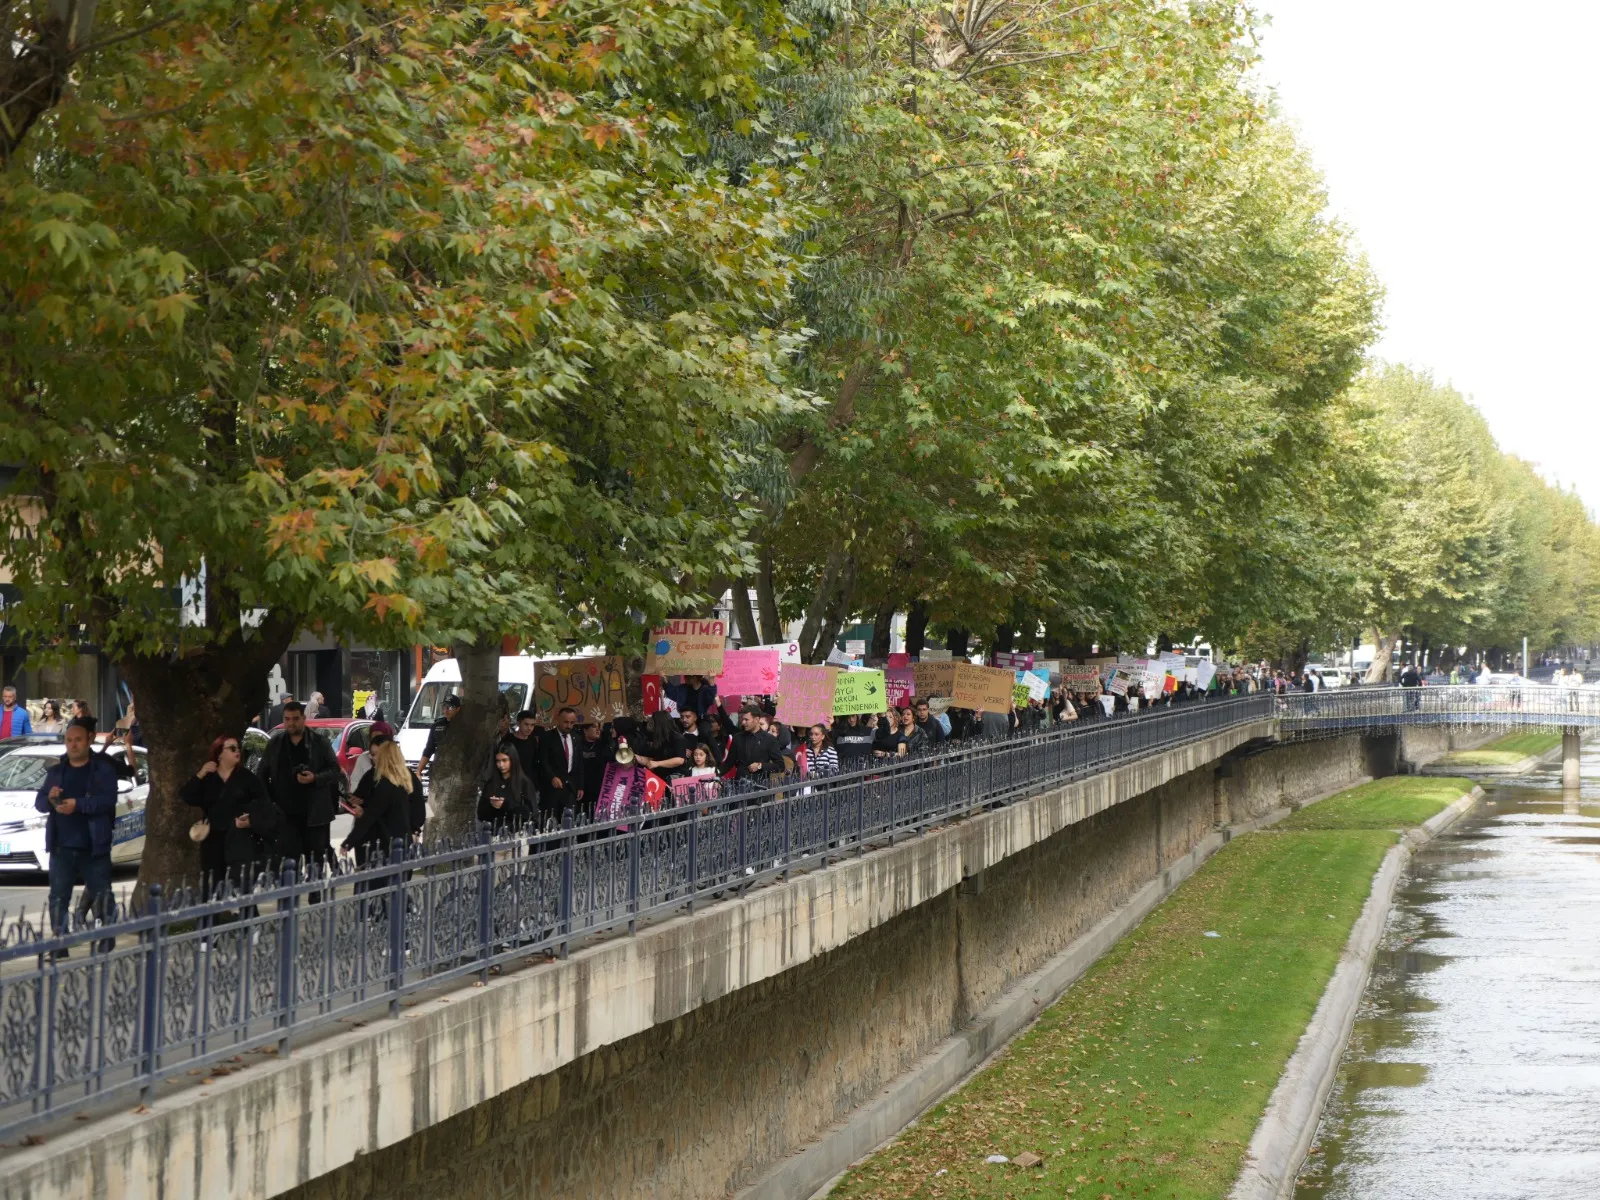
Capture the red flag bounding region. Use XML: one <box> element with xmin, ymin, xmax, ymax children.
<box><xmin>642</xmin><ymin>769</ymin><xmax>667</xmax><ymax>811</ymax></box>
<box><xmin>642</xmin><ymin>674</ymin><xmax>664</xmax><ymax>715</ymax></box>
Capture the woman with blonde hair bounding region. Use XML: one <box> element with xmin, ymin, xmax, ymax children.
<box><xmin>341</xmin><ymin>730</ymin><xmax>423</xmax><ymax>863</ymax></box>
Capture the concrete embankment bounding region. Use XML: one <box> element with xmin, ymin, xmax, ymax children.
<box><xmin>1</xmin><ymin>725</ymin><xmax>1404</xmax><ymax>1200</ymax></box>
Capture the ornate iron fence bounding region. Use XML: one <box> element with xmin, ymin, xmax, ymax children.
<box><xmin>1278</xmin><ymin>684</ymin><xmax>1600</xmax><ymax>735</ymax></box>
<box><xmin>0</xmin><ymin>692</ymin><xmax>1279</xmax><ymax>1138</ymax></box>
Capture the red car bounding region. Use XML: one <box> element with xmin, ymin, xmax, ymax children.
<box><xmin>267</xmin><ymin>718</ymin><xmax>375</xmax><ymax>782</ymax></box>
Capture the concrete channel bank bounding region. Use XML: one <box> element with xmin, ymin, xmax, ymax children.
<box><xmin>0</xmin><ymin>721</ymin><xmax>1498</xmax><ymax>1200</ymax></box>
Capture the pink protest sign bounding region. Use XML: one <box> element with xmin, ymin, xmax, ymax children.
<box><xmin>775</xmin><ymin>663</ymin><xmax>840</xmax><ymax>728</ymax></box>
<box><xmin>887</xmin><ymin>652</ymin><xmax>910</xmax><ymax>669</ymax></box>
<box><xmin>886</xmin><ymin>666</ymin><xmax>915</xmax><ymax>708</ymax></box>
<box><xmin>717</xmin><ymin>648</ymin><xmax>782</xmax><ymax>695</ymax></box>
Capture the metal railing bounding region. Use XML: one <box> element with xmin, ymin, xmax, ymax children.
<box><xmin>0</xmin><ymin>692</ymin><xmax>1276</xmax><ymax>1139</ymax></box>
<box><xmin>1278</xmin><ymin>684</ymin><xmax>1600</xmax><ymax>734</ymax></box>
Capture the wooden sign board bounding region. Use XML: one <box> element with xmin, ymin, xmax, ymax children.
<box><xmin>951</xmin><ymin>663</ymin><xmax>1016</xmax><ymax>711</ymax></box>
<box><xmin>644</xmin><ymin>618</ymin><xmax>727</xmax><ymax>676</ymax></box>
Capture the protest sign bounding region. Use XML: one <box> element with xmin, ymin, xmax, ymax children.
<box><xmin>534</xmin><ymin>656</ymin><xmax>628</xmax><ymax>725</ymax></box>
<box><xmin>952</xmin><ymin>663</ymin><xmax>1016</xmax><ymax>711</ymax></box>
<box><xmin>750</xmin><ymin>640</ymin><xmax>802</xmax><ymax>663</ymax></box>
<box><xmin>918</xmin><ymin>648</ymin><xmax>954</xmax><ymax>662</ymax></box>
<box><xmin>1107</xmin><ymin>670</ymin><xmax>1130</xmax><ymax>696</ymax></box>
<box><xmin>1142</xmin><ymin>667</ymin><xmax>1168</xmax><ymax>695</ymax></box>
<box><xmin>913</xmin><ymin>660</ymin><xmax>957</xmax><ymax>698</ymax></box>
<box><xmin>886</xmin><ymin>666</ymin><xmax>916</xmax><ymax>708</ymax></box>
<box><xmin>845</xmin><ymin>639</ymin><xmax>867</xmax><ymax>657</ymax></box>
<box><xmin>645</xmin><ymin>618</ymin><xmax>727</xmax><ymax>676</ymax></box>
<box><xmin>1059</xmin><ymin>665</ymin><xmax>1105</xmax><ymax>692</ymax></box>
<box><xmin>834</xmin><ymin>669</ymin><xmax>888</xmax><ymax>715</ymax></box>
<box><xmin>717</xmin><ymin>648</ymin><xmax>782</xmax><ymax>695</ymax></box>
<box><xmin>825</xmin><ymin>646</ymin><xmax>853</xmax><ymax>667</ymax></box>
<box><xmin>775</xmin><ymin>663</ymin><xmax>839</xmax><ymax>727</ymax></box>
<box><xmin>1196</xmin><ymin>661</ymin><xmax>1218</xmax><ymax>690</ymax></box>
<box><xmin>888</xmin><ymin>652</ymin><xmax>910</xmax><ymax>669</ymax></box>
<box><xmin>1098</xmin><ymin>694</ymin><xmax>1115</xmax><ymax>716</ymax></box>
<box><xmin>1019</xmin><ymin>669</ymin><xmax>1050</xmax><ymax>702</ymax></box>
<box><xmin>1013</xmin><ymin>682</ymin><xmax>1031</xmax><ymax>708</ymax></box>
<box><xmin>992</xmin><ymin>650</ymin><xmax>1035</xmax><ymax>671</ymax></box>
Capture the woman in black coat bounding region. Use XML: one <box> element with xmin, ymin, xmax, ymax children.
<box><xmin>478</xmin><ymin>747</ymin><xmax>536</xmax><ymax>833</ymax></box>
<box><xmin>343</xmin><ymin>738</ymin><xmax>423</xmax><ymax>865</ymax></box>
<box><xmin>180</xmin><ymin>734</ymin><xmax>283</xmax><ymax>889</ymax></box>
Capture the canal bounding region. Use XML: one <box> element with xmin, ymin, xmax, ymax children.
<box><xmin>1295</xmin><ymin>742</ymin><xmax>1600</xmax><ymax>1198</ymax></box>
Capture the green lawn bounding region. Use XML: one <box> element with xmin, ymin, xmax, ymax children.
<box><xmin>1277</xmin><ymin>775</ymin><xmax>1473</xmax><ymax>831</ymax></box>
<box><xmin>1432</xmin><ymin>731</ymin><xmax>1560</xmax><ymax>767</ymax></box>
<box><xmin>831</xmin><ymin>777</ymin><xmax>1473</xmax><ymax>1200</ymax></box>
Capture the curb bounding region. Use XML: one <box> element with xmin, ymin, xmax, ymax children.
<box><xmin>739</xmin><ymin>776</ymin><xmax>1366</xmax><ymax>1200</ymax></box>
<box><xmin>1227</xmin><ymin>783</ymin><xmax>1484</xmax><ymax>1200</ymax></box>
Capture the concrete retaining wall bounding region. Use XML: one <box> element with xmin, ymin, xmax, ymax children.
<box><xmin>1</xmin><ymin>720</ymin><xmax>1389</xmax><ymax>1200</ymax></box>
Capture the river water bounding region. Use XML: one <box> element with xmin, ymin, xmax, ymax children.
<box><xmin>1294</xmin><ymin>744</ymin><xmax>1600</xmax><ymax>1199</ymax></box>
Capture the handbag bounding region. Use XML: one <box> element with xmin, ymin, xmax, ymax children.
<box><xmin>188</xmin><ymin>818</ymin><xmax>211</xmax><ymax>843</ymax></box>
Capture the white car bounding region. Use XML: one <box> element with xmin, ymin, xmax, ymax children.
<box><xmin>0</xmin><ymin>743</ymin><xmax>149</xmax><ymax>872</ymax></box>
<box><xmin>1306</xmin><ymin>665</ymin><xmax>1350</xmax><ymax>689</ymax></box>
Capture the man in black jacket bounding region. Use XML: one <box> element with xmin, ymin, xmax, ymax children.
<box><xmin>728</xmin><ymin>706</ymin><xmax>780</xmax><ymax>781</ymax></box>
<box><xmin>913</xmin><ymin>699</ymin><xmax>946</xmax><ymax>746</ymax></box>
<box><xmin>537</xmin><ymin>706</ymin><xmax>580</xmax><ymax>822</ymax></box>
<box><xmin>257</xmin><ymin>701</ymin><xmax>341</xmax><ymax>868</ymax></box>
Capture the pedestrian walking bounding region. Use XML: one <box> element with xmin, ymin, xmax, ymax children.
<box><xmin>728</xmin><ymin>705</ymin><xmax>780</xmax><ymax>781</ymax></box>
<box><xmin>1</xmin><ymin>684</ymin><xmax>32</xmax><ymax>738</ymax></box>
<box><xmin>33</xmin><ymin>720</ymin><xmax>118</xmax><ymax>948</ymax></box>
<box><xmin>477</xmin><ymin>748</ymin><xmax>536</xmax><ymax>833</ymax></box>
<box><xmin>266</xmin><ymin>692</ymin><xmax>292</xmax><ymax>731</ymax></box>
<box><xmin>34</xmin><ymin>699</ymin><xmax>65</xmax><ymax>735</ymax></box>
<box><xmin>343</xmin><ymin>736</ymin><xmax>424</xmax><ymax>864</ymax></box>
<box><xmin>256</xmin><ymin>701</ymin><xmax>340</xmax><ymax>870</ymax></box>
<box><xmin>536</xmin><ymin>706</ymin><xmax>580</xmax><ymax>823</ymax></box>
<box><xmin>180</xmin><ymin>734</ymin><xmax>282</xmax><ymax>891</ymax></box>
<box><xmin>417</xmin><ymin>693</ymin><xmax>460</xmax><ymax>781</ymax></box>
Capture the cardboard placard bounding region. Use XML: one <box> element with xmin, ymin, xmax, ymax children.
<box><xmin>833</xmin><ymin>669</ymin><xmax>888</xmax><ymax>716</ymax></box>
<box><xmin>644</xmin><ymin>618</ymin><xmax>727</xmax><ymax>676</ymax></box>
<box><xmin>887</xmin><ymin>652</ymin><xmax>910</xmax><ymax>669</ymax></box>
<box><xmin>886</xmin><ymin>666</ymin><xmax>915</xmax><ymax>708</ymax></box>
<box><xmin>1058</xmin><ymin>665</ymin><xmax>1105</xmax><ymax>693</ymax></box>
<box><xmin>951</xmin><ymin>663</ymin><xmax>1016</xmax><ymax>711</ymax></box>
<box><xmin>1012</xmin><ymin>682</ymin><xmax>1031</xmax><ymax>708</ymax></box>
<box><xmin>913</xmin><ymin>660</ymin><xmax>957</xmax><ymax>698</ymax></box>
<box><xmin>775</xmin><ymin>663</ymin><xmax>839</xmax><ymax>728</ymax></box>
<box><xmin>918</xmin><ymin>648</ymin><xmax>954</xmax><ymax>662</ymax></box>
<box><xmin>716</xmin><ymin>648</ymin><xmax>782</xmax><ymax>695</ymax></box>
<box><xmin>534</xmin><ymin>656</ymin><xmax>628</xmax><ymax>725</ymax></box>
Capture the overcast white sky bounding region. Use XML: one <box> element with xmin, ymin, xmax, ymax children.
<box><xmin>1253</xmin><ymin>2</ymin><xmax>1600</xmax><ymax>512</ymax></box>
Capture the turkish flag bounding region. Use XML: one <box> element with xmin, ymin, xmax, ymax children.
<box><xmin>642</xmin><ymin>674</ymin><xmax>664</xmax><ymax>715</ymax></box>
<box><xmin>642</xmin><ymin>769</ymin><xmax>667</xmax><ymax>811</ymax></box>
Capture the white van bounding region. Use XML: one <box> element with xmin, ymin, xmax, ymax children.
<box><xmin>398</xmin><ymin>649</ymin><xmax>612</xmax><ymax>765</ymax></box>
<box><xmin>399</xmin><ymin>656</ymin><xmax>536</xmax><ymax>765</ymax></box>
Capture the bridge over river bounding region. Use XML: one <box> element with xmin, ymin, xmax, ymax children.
<box><xmin>0</xmin><ymin>684</ymin><xmax>1587</xmax><ymax>1200</ymax></box>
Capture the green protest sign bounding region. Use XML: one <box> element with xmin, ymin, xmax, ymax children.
<box><xmin>833</xmin><ymin>669</ymin><xmax>888</xmax><ymax>715</ymax></box>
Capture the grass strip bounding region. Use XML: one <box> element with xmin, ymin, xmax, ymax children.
<box><xmin>1276</xmin><ymin>776</ymin><xmax>1472</xmax><ymax>831</ymax></box>
<box><xmin>831</xmin><ymin>777</ymin><xmax>1472</xmax><ymax>1200</ymax></box>
<box><xmin>1432</xmin><ymin>731</ymin><xmax>1560</xmax><ymax>767</ymax></box>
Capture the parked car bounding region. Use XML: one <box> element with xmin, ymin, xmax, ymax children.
<box><xmin>1305</xmin><ymin>665</ymin><xmax>1350</xmax><ymax>689</ymax></box>
<box><xmin>0</xmin><ymin>742</ymin><xmax>149</xmax><ymax>872</ymax></box>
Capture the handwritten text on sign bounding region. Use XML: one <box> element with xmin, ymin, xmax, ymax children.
<box><xmin>885</xmin><ymin>666</ymin><xmax>915</xmax><ymax>708</ymax></box>
<box><xmin>534</xmin><ymin>656</ymin><xmax>627</xmax><ymax>725</ymax></box>
<box><xmin>775</xmin><ymin>663</ymin><xmax>839</xmax><ymax>728</ymax></box>
<box><xmin>717</xmin><ymin>648</ymin><xmax>781</xmax><ymax>695</ymax></box>
<box><xmin>645</xmin><ymin>618</ymin><xmax>727</xmax><ymax>676</ymax></box>
<box><xmin>833</xmin><ymin>669</ymin><xmax>888</xmax><ymax>715</ymax></box>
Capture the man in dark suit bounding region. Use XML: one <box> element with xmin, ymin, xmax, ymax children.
<box><xmin>537</xmin><ymin>706</ymin><xmax>580</xmax><ymax>824</ymax></box>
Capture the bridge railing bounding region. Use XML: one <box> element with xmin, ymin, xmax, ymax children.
<box><xmin>0</xmin><ymin>691</ymin><xmax>1276</xmax><ymax>1140</ymax></box>
<box><xmin>1279</xmin><ymin>684</ymin><xmax>1600</xmax><ymax>733</ymax></box>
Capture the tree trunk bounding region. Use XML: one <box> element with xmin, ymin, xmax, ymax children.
<box><xmin>1365</xmin><ymin>630</ymin><xmax>1400</xmax><ymax>684</ymax></box>
<box><xmin>798</xmin><ymin>548</ymin><xmax>844</xmax><ymax>663</ymax></box>
<box><xmin>756</xmin><ymin>541</ymin><xmax>782</xmax><ymax>645</ymax></box>
<box><xmin>812</xmin><ymin>555</ymin><xmax>858</xmax><ymax>666</ymax></box>
<box><xmin>869</xmin><ymin>595</ymin><xmax>896</xmax><ymax>659</ymax></box>
<box><xmin>730</xmin><ymin>578</ymin><xmax>760</xmax><ymax>646</ymax></box>
<box><xmin>946</xmin><ymin>627</ymin><xmax>970</xmax><ymax>658</ymax></box>
<box><xmin>905</xmin><ymin>599</ymin><xmax>929</xmax><ymax>658</ymax></box>
<box><xmin>992</xmin><ymin>623</ymin><xmax>1014</xmax><ymax>654</ymax></box>
<box><xmin>121</xmin><ymin>616</ymin><xmax>295</xmax><ymax>902</ymax></box>
<box><xmin>425</xmin><ymin>634</ymin><xmax>501</xmax><ymax>841</ymax></box>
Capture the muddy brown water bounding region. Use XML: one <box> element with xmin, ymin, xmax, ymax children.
<box><xmin>1294</xmin><ymin>745</ymin><xmax>1600</xmax><ymax>1199</ymax></box>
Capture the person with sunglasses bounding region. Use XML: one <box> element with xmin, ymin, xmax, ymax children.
<box><xmin>181</xmin><ymin>734</ymin><xmax>283</xmax><ymax>891</ymax></box>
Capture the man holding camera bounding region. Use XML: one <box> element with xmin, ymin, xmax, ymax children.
<box><xmin>257</xmin><ymin>700</ymin><xmax>341</xmax><ymax>869</ymax></box>
<box><xmin>33</xmin><ymin>719</ymin><xmax>119</xmax><ymax>944</ymax></box>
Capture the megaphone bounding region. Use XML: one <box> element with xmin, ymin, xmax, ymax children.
<box><xmin>614</xmin><ymin>737</ymin><xmax>635</xmax><ymax>765</ymax></box>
